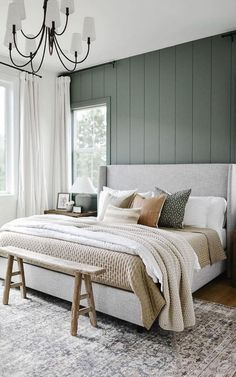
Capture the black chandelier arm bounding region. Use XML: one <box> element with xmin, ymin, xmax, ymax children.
<box><xmin>54</xmin><ymin>13</ymin><xmax>69</xmax><ymax>36</ymax></box>
<box><xmin>54</xmin><ymin>36</ymin><xmax>91</xmax><ymax>64</ymax></box>
<box><xmin>21</xmin><ymin>1</ymin><xmax>47</xmax><ymax>40</ymax></box>
<box><xmin>13</xmin><ymin>25</ymin><xmax>46</xmax><ymax>60</ymax></box>
<box><xmin>30</xmin><ymin>28</ymin><xmax>48</xmax><ymax>74</ymax></box>
<box><xmin>54</xmin><ymin>36</ymin><xmax>77</xmax><ymax>63</ymax></box>
<box><xmin>76</xmin><ymin>42</ymin><xmax>91</xmax><ymax>64</ymax></box>
<box><xmin>21</xmin><ymin>24</ymin><xmax>44</xmax><ymax>40</ymax></box>
<box><xmin>9</xmin><ymin>47</ymin><xmax>34</xmax><ymax>68</ymax></box>
<box><xmin>54</xmin><ymin>40</ymin><xmax>78</xmax><ymax>72</ymax></box>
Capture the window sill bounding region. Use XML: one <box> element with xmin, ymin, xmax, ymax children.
<box><xmin>0</xmin><ymin>193</ymin><xmax>15</xmax><ymax>197</ymax></box>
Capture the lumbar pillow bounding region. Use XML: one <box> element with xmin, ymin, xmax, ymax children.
<box><xmin>155</xmin><ymin>187</ymin><xmax>191</xmax><ymax>228</ymax></box>
<box><xmin>97</xmin><ymin>191</ymin><xmax>135</xmax><ymax>221</ymax></box>
<box><xmin>131</xmin><ymin>194</ymin><xmax>167</xmax><ymax>227</ymax></box>
<box><xmin>103</xmin><ymin>205</ymin><xmax>141</xmax><ymax>224</ymax></box>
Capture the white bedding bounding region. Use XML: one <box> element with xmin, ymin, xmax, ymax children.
<box><xmin>1</xmin><ymin>215</ymin><xmax>201</xmax><ymax>293</ymax></box>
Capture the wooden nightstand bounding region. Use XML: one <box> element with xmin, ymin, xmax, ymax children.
<box><xmin>44</xmin><ymin>209</ymin><xmax>97</xmax><ymax>218</ymax></box>
<box><xmin>231</xmin><ymin>231</ymin><xmax>236</xmax><ymax>287</ymax></box>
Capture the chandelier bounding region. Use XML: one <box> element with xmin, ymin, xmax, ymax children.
<box><xmin>4</xmin><ymin>0</ymin><xmax>96</xmax><ymax>74</ymax></box>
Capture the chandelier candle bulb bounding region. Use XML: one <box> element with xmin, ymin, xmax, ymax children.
<box><xmin>82</xmin><ymin>17</ymin><xmax>96</xmax><ymax>42</ymax></box>
<box><xmin>45</xmin><ymin>0</ymin><xmax>61</xmax><ymax>29</ymax></box>
<box><xmin>13</xmin><ymin>0</ymin><xmax>26</xmax><ymax>21</ymax></box>
<box><xmin>70</xmin><ymin>33</ymin><xmax>82</xmax><ymax>55</ymax></box>
<box><xmin>6</xmin><ymin>2</ymin><xmax>22</xmax><ymax>32</ymax></box>
<box><xmin>60</xmin><ymin>0</ymin><xmax>75</xmax><ymax>15</ymax></box>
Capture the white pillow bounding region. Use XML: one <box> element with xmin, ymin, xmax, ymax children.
<box><xmin>103</xmin><ymin>187</ymin><xmax>153</xmax><ymax>198</ymax></box>
<box><xmin>97</xmin><ymin>191</ymin><xmax>135</xmax><ymax>221</ymax></box>
<box><xmin>184</xmin><ymin>197</ymin><xmax>209</xmax><ymax>228</ymax></box>
<box><xmin>184</xmin><ymin>196</ymin><xmax>227</xmax><ymax>231</ymax></box>
<box><xmin>103</xmin><ymin>205</ymin><xmax>141</xmax><ymax>224</ymax></box>
<box><xmin>103</xmin><ymin>187</ymin><xmax>137</xmax><ymax>196</ymax></box>
<box><xmin>207</xmin><ymin>197</ymin><xmax>227</xmax><ymax>230</ymax></box>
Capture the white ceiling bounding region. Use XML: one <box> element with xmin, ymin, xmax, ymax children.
<box><xmin>0</xmin><ymin>0</ymin><xmax>236</xmax><ymax>73</ymax></box>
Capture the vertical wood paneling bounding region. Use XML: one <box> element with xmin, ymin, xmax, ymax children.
<box><xmin>159</xmin><ymin>47</ymin><xmax>176</xmax><ymax>163</ymax></box>
<box><xmin>175</xmin><ymin>43</ymin><xmax>193</xmax><ymax>163</ymax></box>
<box><xmin>70</xmin><ymin>34</ymin><xmax>236</xmax><ymax>166</ymax></box>
<box><xmin>105</xmin><ymin>64</ymin><xmax>117</xmax><ymax>164</ymax></box>
<box><xmin>130</xmin><ymin>55</ymin><xmax>145</xmax><ymax>163</ymax></box>
<box><xmin>116</xmin><ymin>59</ymin><xmax>130</xmax><ymax>163</ymax></box>
<box><xmin>70</xmin><ymin>72</ymin><xmax>81</xmax><ymax>102</ymax></box>
<box><xmin>144</xmin><ymin>51</ymin><xmax>160</xmax><ymax>163</ymax></box>
<box><xmin>92</xmin><ymin>67</ymin><xmax>105</xmax><ymax>99</ymax></box>
<box><xmin>80</xmin><ymin>71</ymin><xmax>92</xmax><ymax>101</ymax></box>
<box><xmin>211</xmin><ymin>36</ymin><xmax>231</xmax><ymax>162</ymax></box>
<box><xmin>192</xmin><ymin>38</ymin><xmax>211</xmax><ymax>162</ymax></box>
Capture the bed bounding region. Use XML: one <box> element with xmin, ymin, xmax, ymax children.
<box><xmin>0</xmin><ymin>163</ymin><xmax>235</xmax><ymax>329</ymax></box>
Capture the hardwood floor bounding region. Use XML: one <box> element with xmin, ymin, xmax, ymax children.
<box><xmin>193</xmin><ymin>274</ymin><xmax>236</xmax><ymax>307</ymax></box>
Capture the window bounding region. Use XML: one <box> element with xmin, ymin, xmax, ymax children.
<box><xmin>72</xmin><ymin>99</ymin><xmax>110</xmax><ymax>188</ymax></box>
<box><xmin>0</xmin><ymin>77</ymin><xmax>15</xmax><ymax>194</ymax></box>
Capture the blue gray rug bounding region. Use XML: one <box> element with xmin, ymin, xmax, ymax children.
<box><xmin>0</xmin><ymin>283</ymin><xmax>235</xmax><ymax>377</ymax></box>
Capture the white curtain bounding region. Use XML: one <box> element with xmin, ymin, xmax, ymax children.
<box><xmin>17</xmin><ymin>72</ymin><xmax>48</xmax><ymax>217</ymax></box>
<box><xmin>52</xmin><ymin>76</ymin><xmax>71</xmax><ymax>207</ymax></box>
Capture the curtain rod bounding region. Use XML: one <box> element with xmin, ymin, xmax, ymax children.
<box><xmin>58</xmin><ymin>60</ymin><xmax>116</xmax><ymax>77</ymax></box>
<box><xmin>0</xmin><ymin>61</ymin><xmax>42</xmax><ymax>79</ymax></box>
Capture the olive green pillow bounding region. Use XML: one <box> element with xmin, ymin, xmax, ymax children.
<box><xmin>155</xmin><ymin>187</ymin><xmax>191</xmax><ymax>228</ymax></box>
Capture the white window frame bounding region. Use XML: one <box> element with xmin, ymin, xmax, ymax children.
<box><xmin>0</xmin><ymin>73</ymin><xmax>19</xmax><ymax>196</ymax></box>
<box><xmin>71</xmin><ymin>97</ymin><xmax>111</xmax><ymax>185</ymax></box>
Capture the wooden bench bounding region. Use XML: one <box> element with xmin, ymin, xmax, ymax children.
<box><xmin>0</xmin><ymin>246</ymin><xmax>105</xmax><ymax>336</ymax></box>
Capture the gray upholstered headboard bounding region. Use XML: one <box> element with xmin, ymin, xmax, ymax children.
<box><xmin>99</xmin><ymin>163</ymin><xmax>236</xmax><ymax>271</ymax></box>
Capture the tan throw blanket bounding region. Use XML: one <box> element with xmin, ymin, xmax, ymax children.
<box><xmin>0</xmin><ymin>216</ymin><xmax>204</xmax><ymax>331</ymax></box>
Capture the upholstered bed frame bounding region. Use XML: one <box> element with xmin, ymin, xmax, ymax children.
<box><xmin>0</xmin><ymin>163</ymin><xmax>235</xmax><ymax>327</ymax></box>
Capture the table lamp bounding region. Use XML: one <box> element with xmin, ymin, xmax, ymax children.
<box><xmin>70</xmin><ymin>176</ymin><xmax>97</xmax><ymax>212</ymax></box>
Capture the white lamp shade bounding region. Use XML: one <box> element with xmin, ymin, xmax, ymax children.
<box><xmin>13</xmin><ymin>0</ymin><xmax>26</xmax><ymax>21</ymax></box>
<box><xmin>70</xmin><ymin>33</ymin><xmax>82</xmax><ymax>55</ymax></box>
<box><xmin>45</xmin><ymin>0</ymin><xmax>61</xmax><ymax>28</ymax></box>
<box><xmin>4</xmin><ymin>28</ymin><xmax>17</xmax><ymax>48</ymax></box>
<box><xmin>25</xmin><ymin>35</ymin><xmax>37</xmax><ymax>55</ymax></box>
<box><xmin>60</xmin><ymin>0</ymin><xmax>75</xmax><ymax>15</ymax></box>
<box><xmin>6</xmin><ymin>2</ymin><xmax>22</xmax><ymax>32</ymax></box>
<box><xmin>82</xmin><ymin>17</ymin><xmax>96</xmax><ymax>42</ymax></box>
<box><xmin>70</xmin><ymin>177</ymin><xmax>97</xmax><ymax>193</ymax></box>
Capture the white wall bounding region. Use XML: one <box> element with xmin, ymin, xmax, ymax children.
<box><xmin>0</xmin><ymin>60</ymin><xmax>56</xmax><ymax>226</ymax></box>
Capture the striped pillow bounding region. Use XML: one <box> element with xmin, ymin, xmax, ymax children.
<box><xmin>103</xmin><ymin>205</ymin><xmax>141</xmax><ymax>224</ymax></box>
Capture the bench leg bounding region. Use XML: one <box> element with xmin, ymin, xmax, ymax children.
<box><xmin>3</xmin><ymin>255</ymin><xmax>14</xmax><ymax>305</ymax></box>
<box><xmin>84</xmin><ymin>275</ymin><xmax>97</xmax><ymax>327</ymax></box>
<box><xmin>17</xmin><ymin>258</ymin><xmax>27</xmax><ymax>299</ymax></box>
<box><xmin>71</xmin><ymin>273</ymin><xmax>82</xmax><ymax>336</ymax></box>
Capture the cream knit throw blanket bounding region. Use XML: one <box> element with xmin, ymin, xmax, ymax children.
<box><xmin>2</xmin><ymin>216</ymin><xmax>199</xmax><ymax>331</ymax></box>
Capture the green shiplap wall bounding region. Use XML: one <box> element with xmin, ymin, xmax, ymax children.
<box><xmin>70</xmin><ymin>35</ymin><xmax>236</xmax><ymax>165</ymax></box>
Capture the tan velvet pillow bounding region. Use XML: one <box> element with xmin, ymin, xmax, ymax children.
<box><xmin>131</xmin><ymin>194</ymin><xmax>167</xmax><ymax>227</ymax></box>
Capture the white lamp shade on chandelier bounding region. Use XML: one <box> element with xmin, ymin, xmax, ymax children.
<box><xmin>6</xmin><ymin>2</ymin><xmax>22</xmax><ymax>32</ymax></box>
<box><xmin>60</xmin><ymin>0</ymin><xmax>75</xmax><ymax>15</ymax></box>
<box><xmin>70</xmin><ymin>177</ymin><xmax>97</xmax><ymax>194</ymax></box>
<box><xmin>13</xmin><ymin>0</ymin><xmax>26</xmax><ymax>21</ymax></box>
<box><xmin>45</xmin><ymin>0</ymin><xmax>61</xmax><ymax>29</ymax></box>
<box><xmin>70</xmin><ymin>33</ymin><xmax>82</xmax><ymax>55</ymax></box>
<box><xmin>25</xmin><ymin>36</ymin><xmax>37</xmax><ymax>55</ymax></box>
<box><xmin>82</xmin><ymin>17</ymin><xmax>96</xmax><ymax>42</ymax></box>
<box><xmin>4</xmin><ymin>0</ymin><xmax>96</xmax><ymax>73</ymax></box>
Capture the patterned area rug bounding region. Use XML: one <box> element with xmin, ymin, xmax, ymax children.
<box><xmin>0</xmin><ymin>284</ymin><xmax>235</xmax><ymax>377</ymax></box>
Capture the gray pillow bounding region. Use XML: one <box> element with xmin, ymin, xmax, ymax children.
<box><xmin>155</xmin><ymin>187</ymin><xmax>191</xmax><ymax>228</ymax></box>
